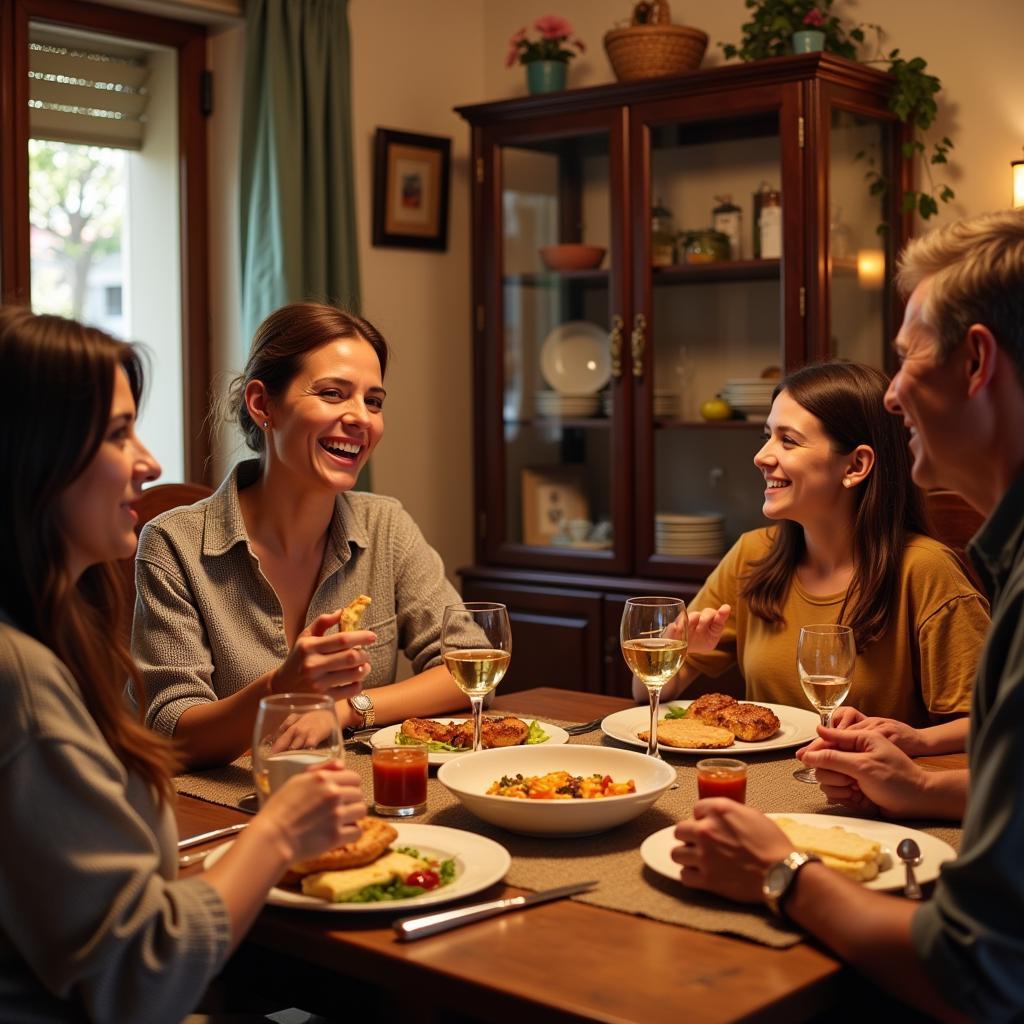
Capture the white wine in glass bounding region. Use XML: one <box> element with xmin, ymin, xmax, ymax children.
<box><xmin>252</xmin><ymin>693</ymin><xmax>341</xmax><ymax>805</ymax></box>
<box><xmin>441</xmin><ymin>602</ymin><xmax>512</xmax><ymax>752</ymax></box>
<box><xmin>621</xmin><ymin>597</ymin><xmax>687</xmax><ymax>759</ymax></box>
<box><xmin>794</xmin><ymin>623</ymin><xmax>856</xmax><ymax>784</ymax></box>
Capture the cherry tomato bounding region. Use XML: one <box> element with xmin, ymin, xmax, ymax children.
<box><xmin>406</xmin><ymin>869</ymin><xmax>440</xmax><ymax>890</ymax></box>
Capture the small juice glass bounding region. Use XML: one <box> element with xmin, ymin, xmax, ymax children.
<box><xmin>696</xmin><ymin>758</ymin><xmax>747</xmax><ymax>803</ymax></box>
<box><xmin>372</xmin><ymin>739</ymin><xmax>428</xmax><ymax>816</ymax></box>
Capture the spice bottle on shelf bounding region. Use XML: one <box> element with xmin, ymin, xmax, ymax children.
<box><xmin>651</xmin><ymin>198</ymin><xmax>676</xmax><ymax>266</ymax></box>
<box><xmin>712</xmin><ymin>194</ymin><xmax>742</xmax><ymax>260</ymax></box>
<box><xmin>753</xmin><ymin>183</ymin><xmax>782</xmax><ymax>260</ymax></box>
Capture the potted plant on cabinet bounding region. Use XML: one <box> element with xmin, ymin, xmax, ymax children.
<box><xmin>506</xmin><ymin>15</ymin><xmax>586</xmax><ymax>95</ymax></box>
<box><xmin>721</xmin><ymin>0</ymin><xmax>954</xmax><ymax>220</ymax></box>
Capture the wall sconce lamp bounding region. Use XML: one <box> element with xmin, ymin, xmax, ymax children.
<box><xmin>856</xmin><ymin>248</ymin><xmax>886</xmax><ymax>290</ymax></box>
<box><xmin>1013</xmin><ymin>157</ymin><xmax>1024</xmax><ymax>208</ymax></box>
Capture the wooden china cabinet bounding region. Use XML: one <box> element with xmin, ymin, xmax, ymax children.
<box><xmin>454</xmin><ymin>53</ymin><xmax>911</xmax><ymax>699</ymax></box>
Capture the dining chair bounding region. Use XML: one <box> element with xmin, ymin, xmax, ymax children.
<box><xmin>117</xmin><ymin>481</ymin><xmax>213</xmax><ymax>621</ymax></box>
<box><xmin>923</xmin><ymin>488</ymin><xmax>986</xmax><ymax>596</ymax></box>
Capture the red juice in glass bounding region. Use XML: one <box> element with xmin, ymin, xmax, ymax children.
<box><xmin>696</xmin><ymin>758</ymin><xmax>747</xmax><ymax>803</ymax></box>
<box><xmin>372</xmin><ymin>743</ymin><xmax>428</xmax><ymax>816</ymax></box>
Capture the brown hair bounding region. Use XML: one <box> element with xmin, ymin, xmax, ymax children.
<box><xmin>0</xmin><ymin>307</ymin><xmax>178</xmax><ymax>798</ymax></box>
<box><xmin>228</xmin><ymin>303</ymin><xmax>390</xmax><ymax>454</ymax></box>
<box><xmin>740</xmin><ymin>361</ymin><xmax>929</xmax><ymax>650</ymax></box>
<box><xmin>897</xmin><ymin>208</ymin><xmax>1024</xmax><ymax>383</ymax></box>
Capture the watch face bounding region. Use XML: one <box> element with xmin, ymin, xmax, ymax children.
<box><xmin>765</xmin><ymin>862</ymin><xmax>791</xmax><ymax>901</ymax></box>
<box><xmin>351</xmin><ymin>695</ymin><xmax>372</xmax><ymax>712</ymax></box>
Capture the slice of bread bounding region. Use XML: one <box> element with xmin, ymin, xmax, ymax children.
<box><xmin>338</xmin><ymin>594</ymin><xmax>372</xmax><ymax>632</ymax></box>
<box><xmin>301</xmin><ymin>850</ymin><xmax>426</xmax><ymax>902</ymax></box>
<box><xmin>774</xmin><ymin>817</ymin><xmax>884</xmax><ymax>881</ymax></box>
<box><xmin>638</xmin><ymin>719</ymin><xmax>734</xmax><ymax>749</ymax></box>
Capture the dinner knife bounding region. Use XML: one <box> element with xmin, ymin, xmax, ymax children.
<box><xmin>177</xmin><ymin>822</ymin><xmax>247</xmax><ymax>850</ymax></box>
<box><xmin>392</xmin><ymin>879</ymin><xmax>598</xmax><ymax>941</ymax></box>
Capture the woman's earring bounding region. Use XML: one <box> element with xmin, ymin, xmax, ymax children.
<box><xmin>843</xmin><ymin>478</ymin><xmax>852</xmax><ymax>488</ymax></box>
<box><xmin>262</xmin><ymin>420</ymin><xmax>269</xmax><ymax>430</ymax></box>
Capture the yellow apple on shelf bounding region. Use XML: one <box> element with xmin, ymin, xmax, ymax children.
<box><xmin>699</xmin><ymin>396</ymin><xmax>732</xmax><ymax>421</ymax></box>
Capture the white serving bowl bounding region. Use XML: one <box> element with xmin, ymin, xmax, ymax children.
<box><xmin>437</xmin><ymin>743</ymin><xmax>676</xmax><ymax>837</ymax></box>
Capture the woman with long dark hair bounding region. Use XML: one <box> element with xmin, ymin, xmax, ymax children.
<box><xmin>132</xmin><ymin>302</ymin><xmax>466</xmax><ymax>769</ymax></box>
<box><xmin>0</xmin><ymin>307</ymin><xmax>365</xmax><ymax>1022</ymax></box>
<box><xmin>636</xmin><ymin>361</ymin><xmax>989</xmax><ymax>727</ymax></box>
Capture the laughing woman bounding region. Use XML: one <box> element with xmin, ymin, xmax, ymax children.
<box><xmin>635</xmin><ymin>361</ymin><xmax>989</xmax><ymax>728</ymax></box>
<box><xmin>132</xmin><ymin>303</ymin><xmax>466</xmax><ymax>768</ymax></box>
<box><xmin>0</xmin><ymin>308</ymin><xmax>365</xmax><ymax>1023</ymax></box>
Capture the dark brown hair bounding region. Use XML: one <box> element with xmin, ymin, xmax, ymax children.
<box><xmin>228</xmin><ymin>303</ymin><xmax>390</xmax><ymax>454</ymax></box>
<box><xmin>740</xmin><ymin>361</ymin><xmax>929</xmax><ymax>650</ymax></box>
<box><xmin>0</xmin><ymin>306</ymin><xmax>178</xmax><ymax>798</ymax></box>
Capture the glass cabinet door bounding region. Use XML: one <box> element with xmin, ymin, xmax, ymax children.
<box><xmin>491</xmin><ymin>118</ymin><xmax>626</xmax><ymax>569</ymax></box>
<box><xmin>630</xmin><ymin>102</ymin><xmax>789</xmax><ymax>578</ymax></box>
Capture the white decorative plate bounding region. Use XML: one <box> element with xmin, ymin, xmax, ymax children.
<box><xmin>204</xmin><ymin>823</ymin><xmax>511</xmax><ymax>912</ymax></box>
<box><xmin>641</xmin><ymin>814</ymin><xmax>956</xmax><ymax>892</ymax></box>
<box><xmin>539</xmin><ymin>321</ymin><xmax>612</xmax><ymax>396</ymax></box>
<box><xmin>600</xmin><ymin>701</ymin><xmax>820</xmax><ymax>756</ymax></box>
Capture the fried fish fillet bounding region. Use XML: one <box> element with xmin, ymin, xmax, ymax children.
<box><xmin>688</xmin><ymin>692</ymin><xmax>738</xmax><ymax>728</ymax></box>
<box><xmin>638</xmin><ymin>719</ymin><xmax>734</xmax><ymax>749</ymax></box>
<box><xmin>720</xmin><ymin>702</ymin><xmax>780</xmax><ymax>741</ymax></box>
<box><xmin>288</xmin><ymin>816</ymin><xmax>397</xmax><ymax>877</ymax></box>
<box><xmin>401</xmin><ymin>717</ymin><xmax>458</xmax><ymax>745</ymax></box>
<box><xmin>338</xmin><ymin>594</ymin><xmax>372</xmax><ymax>632</ymax></box>
<box><xmin>450</xmin><ymin>715</ymin><xmax>530</xmax><ymax>749</ymax></box>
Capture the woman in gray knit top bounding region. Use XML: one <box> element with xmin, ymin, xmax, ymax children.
<box><xmin>0</xmin><ymin>307</ymin><xmax>366</xmax><ymax>1022</ymax></box>
<box><xmin>132</xmin><ymin>303</ymin><xmax>468</xmax><ymax>768</ymax></box>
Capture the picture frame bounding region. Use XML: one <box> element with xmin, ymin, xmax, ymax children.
<box><xmin>372</xmin><ymin>128</ymin><xmax>451</xmax><ymax>251</ymax></box>
<box><xmin>521</xmin><ymin>466</ymin><xmax>590</xmax><ymax>547</ymax></box>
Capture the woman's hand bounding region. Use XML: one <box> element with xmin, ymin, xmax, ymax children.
<box><xmin>684</xmin><ymin>604</ymin><xmax>731</xmax><ymax>655</ymax></box>
<box><xmin>672</xmin><ymin>800</ymin><xmax>793</xmax><ymax>903</ymax></box>
<box><xmin>270</xmin><ymin>710</ymin><xmax>340</xmax><ymax>753</ymax></box>
<box><xmin>258</xmin><ymin>760</ymin><xmax>366</xmax><ymax>864</ymax></box>
<box><xmin>271</xmin><ymin>610</ymin><xmax>375</xmax><ymax>699</ymax></box>
<box><xmin>813</xmin><ymin>707</ymin><xmax>928</xmax><ymax>757</ymax></box>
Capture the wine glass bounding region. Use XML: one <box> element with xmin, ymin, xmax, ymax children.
<box><xmin>621</xmin><ymin>597</ymin><xmax>687</xmax><ymax>759</ymax></box>
<box><xmin>252</xmin><ymin>693</ymin><xmax>341</xmax><ymax>805</ymax></box>
<box><xmin>441</xmin><ymin>602</ymin><xmax>512</xmax><ymax>752</ymax></box>
<box><xmin>793</xmin><ymin>623</ymin><xmax>856</xmax><ymax>784</ymax></box>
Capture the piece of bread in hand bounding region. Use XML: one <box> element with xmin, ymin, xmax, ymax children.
<box><xmin>338</xmin><ymin>594</ymin><xmax>372</xmax><ymax>632</ymax></box>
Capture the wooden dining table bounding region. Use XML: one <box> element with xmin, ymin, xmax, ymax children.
<box><xmin>177</xmin><ymin>687</ymin><xmax>965</xmax><ymax>1024</ymax></box>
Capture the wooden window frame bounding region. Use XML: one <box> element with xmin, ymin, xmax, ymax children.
<box><xmin>1</xmin><ymin>0</ymin><xmax>211</xmax><ymax>483</ymax></box>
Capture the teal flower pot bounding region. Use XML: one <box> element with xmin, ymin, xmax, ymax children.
<box><xmin>526</xmin><ymin>60</ymin><xmax>567</xmax><ymax>94</ymax></box>
<box><xmin>792</xmin><ymin>30</ymin><xmax>826</xmax><ymax>53</ymax></box>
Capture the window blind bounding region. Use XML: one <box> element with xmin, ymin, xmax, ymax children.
<box><xmin>29</xmin><ymin>39</ymin><xmax>150</xmax><ymax>151</ymax></box>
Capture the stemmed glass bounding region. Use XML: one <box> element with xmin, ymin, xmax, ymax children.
<box><xmin>621</xmin><ymin>597</ymin><xmax>688</xmax><ymax>759</ymax></box>
<box><xmin>441</xmin><ymin>602</ymin><xmax>512</xmax><ymax>752</ymax></box>
<box><xmin>252</xmin><ymin>693</ymin><xmax>341</xmax><ymax>805</ymax></box>
<box><xmin>793</xmin><ymin>623</ymin><xmax>856</xmax><ymax>783</ymax></box>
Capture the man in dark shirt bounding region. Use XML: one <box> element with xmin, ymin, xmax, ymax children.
<box><xmin>671</xmin><ymin>209</ymin><xmax>1024</xmax><ymax>1022</ymax></box>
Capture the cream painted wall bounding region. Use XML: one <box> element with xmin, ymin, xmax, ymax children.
<box><xmin>204</xmin><ymin>0</ymin><xmax>1024</xmax><ymax>586</ymax></box>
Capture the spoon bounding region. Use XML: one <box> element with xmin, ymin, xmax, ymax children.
<box><xmin>896</xmin><ymin>837</ymin><xmax>923</xmax><ymax>899</ymax></box>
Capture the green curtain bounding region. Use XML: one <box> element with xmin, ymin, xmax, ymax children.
<box><xmin>239</xmin><ymin>0</ymin><xmax>360</xmax><ymax>343</ymax></box>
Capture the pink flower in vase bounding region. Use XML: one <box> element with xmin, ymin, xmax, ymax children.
<box><xmin>534</xmin><ymin>14</ymin><xmax>573</xmax><ymax>39</ymax></box>
<box><xmin>802</xmin><ymin>8</ymin><xmax>826</xmax><ymax>27</ymax></box>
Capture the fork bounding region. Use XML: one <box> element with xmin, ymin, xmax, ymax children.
<box><xmin>564</xmin><ymin>717</ymin><xmax>604</xmax><ymax>735</ymax></box>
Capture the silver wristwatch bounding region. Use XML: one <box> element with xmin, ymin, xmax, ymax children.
<box><xmin>348</xmin><ymin>693</ymin><xmax>375</xmax><ymax>730</ymax></box>
<box><xmin>763</xmin><ymin>851</ymin><xmax>820</xmax><ymax>918</ymax></box>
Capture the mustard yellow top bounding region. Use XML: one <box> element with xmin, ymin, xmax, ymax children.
<box><xmin>685</xmin><ymin>528</ymin><xmax>990</xmax><ymax>727</ymax></box>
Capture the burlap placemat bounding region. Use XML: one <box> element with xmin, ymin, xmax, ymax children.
<box><xmin>175</xmin><ymin>719</ymin><xmax>962</xmax><ymax>949</ymax></box>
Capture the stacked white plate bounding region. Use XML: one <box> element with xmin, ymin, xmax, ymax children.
<box><xmin>653</xmin><ymin>389</ymin><xmax>679</xmax><ymax>418</ymax></box>
<box><xmin>600</xmin><ymin>390</ymin><xmax>613</xmax><ymax>416</ymax></box>
<box><xmin>655</xmin><ymin>511</ymin><xmax>725</xmax><ymax>557</ymax></box>
<box><xmin>721</xmin><ymin>378</ymin><xmax>776</xmax><ymax>418</ymax></box>
<box><xmin>534</xmin><ymin>391</ymin><xmax>600</xmax><ymax>418</ymax></box>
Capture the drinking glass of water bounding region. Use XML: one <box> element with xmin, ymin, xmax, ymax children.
<box><xmin>793</xmin><ymin>623</ymin><xmax>855</xmax><ymax>784</ymax></box>
<box><xmin>252</xmin><ymin>693</ymin><xmax>341</xmax><ymax>805</ymax></box>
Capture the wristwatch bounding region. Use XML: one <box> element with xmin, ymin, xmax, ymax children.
<box><xmin>348</xmin><ymin>693</ymin><xmax>375</xmax><ymax>730</ymax></box>
<box><xmin>763</xmin><ymin>851</ymin><xmax>821</xmax><ymax>918</ymax></box>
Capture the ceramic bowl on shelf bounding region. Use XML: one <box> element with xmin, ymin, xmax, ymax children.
<box><xmin>539</xmin><ymin>244</ymin><xmax>607</xmax><ymax>272</ymax></box>
<box><xmin>539</xmin><ymin>321</ymin><xmax>612</xmax><ymax>396</ymax></box>
<box><xmin>437</xmin><ymin>744</ymin><xmax>675</xmax><ymax>837</ymax></box>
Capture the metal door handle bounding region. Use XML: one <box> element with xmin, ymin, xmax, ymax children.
<box><xmin>609</xmin><ymin>314</ymin><xmax>624</xmax><ymax>379</ymax></box>
<box><xmin>631</xmin><ymin>313</ymin><xmax>646</xmax><ymax>378</ymax></box>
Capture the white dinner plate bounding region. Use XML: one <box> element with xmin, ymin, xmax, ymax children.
<box><xmin>600</xmin><ymin>701</ymin><xmax>820</xmax><ymax>756</ymax></box>
<box><xmin>640</xmin><ymin>814</ymin><xmax>956</xmax><ymax>892</ymax></box>
<box><xmin>370</xmin><ymin>718</ymin><xmax>570</xmax><ymax>765</ymax></box>
<box><xmin>539</xmin><ymin>321</ymin><xmax>611</xmax><ymax>396</ymax></box>
<box><xmin>203</xmin><ymin>823</ymin><xmax>511</xmax><ymax>912</ymax></box>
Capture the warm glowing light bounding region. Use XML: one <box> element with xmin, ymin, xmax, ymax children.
<box><xmin>856</xmin><ymin>248</ymin><xmax>885</xmax><ymax>289</ymax></box>
<box><xmin>1013</xmin><ymin>160</ymin><xmax>1024</xmax><ymax>209</ymax></box>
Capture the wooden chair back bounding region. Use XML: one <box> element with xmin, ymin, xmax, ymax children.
<box><xmin>923</xmin><ymin>489</ymin><xmax>987</xmax><ymax>595</ymax></box>
<box><xmin>118</xmin><ymin>482</ymin><xmax>213</xmax><ymax>618</ymax></box>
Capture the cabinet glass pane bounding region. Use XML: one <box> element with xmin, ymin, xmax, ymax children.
<box><xmin>648</xmin><ymin>117</ymin><xmax>781</xmax><ymax>556</ymax></box>
<box><xmin>828</xmin><ymin>109</ymin><xmax>893</xmax><ymax>367</ymax></box>
<box><xmin>500</xmin><ymin>132</ymin><xmax>612</xmax><ymax>552</ymax></box>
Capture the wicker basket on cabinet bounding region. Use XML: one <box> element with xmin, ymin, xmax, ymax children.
<box><xmin>603</xmin><ymin>23</ymin><xmax>708</xmax><ymax>81</ymax></box>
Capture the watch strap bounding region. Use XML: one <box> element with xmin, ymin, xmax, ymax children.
<box><xmin>764</xmin><ymin>851</ymin><xmax>820</xmax><ymax>918</ymax></box>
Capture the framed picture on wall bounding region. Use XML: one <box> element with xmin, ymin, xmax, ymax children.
<box><xmin>372</xmin><ymin>128</ymin><xmax>451</xmax><ymax>251</ymax></box>
<box><xmin>521</xmin><ymin>466</ymin><xmax>589</xmax><ymax>546</ymax></box>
